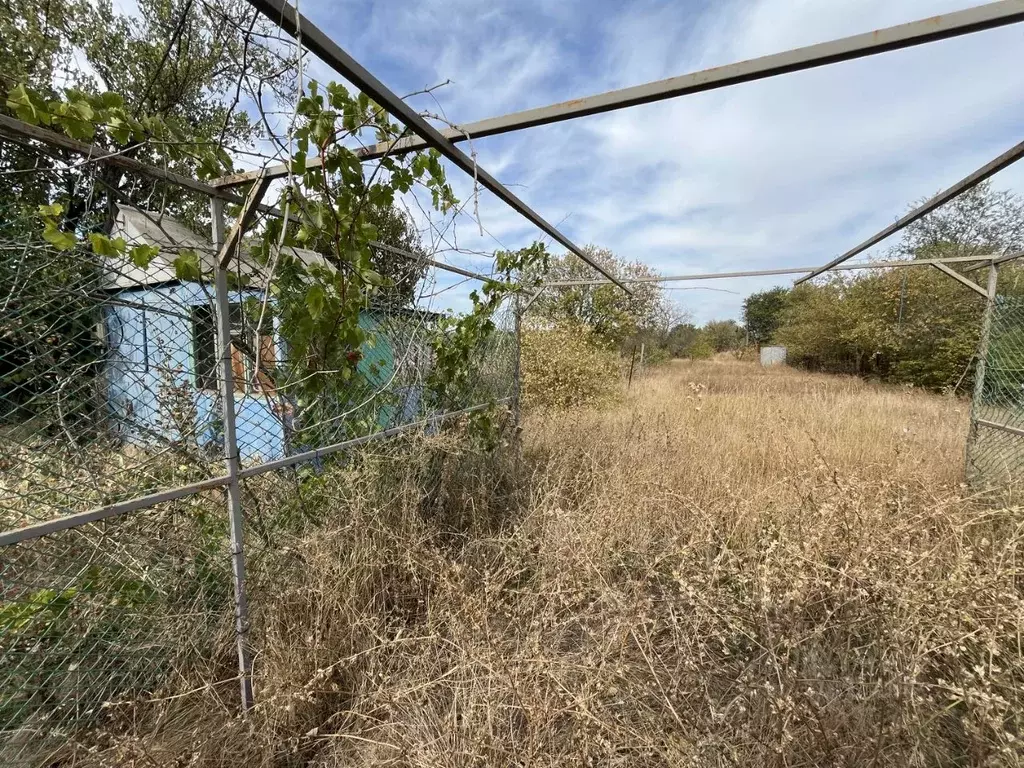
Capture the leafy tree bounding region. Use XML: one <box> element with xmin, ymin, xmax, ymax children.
<box><xmin>1</xmin><ymin>0</ymin><xmax>293</xmax><ymax>225</ymax></box>
<box><xmin>769</xmin><ymin>183</ymin><xmax>1024</xmax><ymax>389</ymax></box>
<box><xmin>702</xmin><ymin>319</ymin><xmax>746</xmax><ymax>353</ymax></box>
<box><xmin>665</xmin><ymin>323</ymin><xmax>701</xmax><ymax>357</ymax></box>
<box><xmin>774</xmin><ymin>280</ymin><xmax>861</xmax><ymax>372</ymax></box>
<box><xmin>365</xmin><ymin>204</ymin><xmax>428</xmax><ymax>306</ymax></box>
<box><xmin>894</xmin><ymin>181</ymin><xmax>1024</xmax><ymax>260</ymax></box>
<box><xmin>687</xmin><ymin>335</ymin><xmax>714</xmax><ymax>360</ymax></box>
<box><xmin>743</xmin><ymin>287</ymin><xmax>790</xmax><ymax>345</ymax></box>
<box><xmin>526</xmin><ymin>246</ymin><xmax>674</xmax><ymax>350</ymax></box>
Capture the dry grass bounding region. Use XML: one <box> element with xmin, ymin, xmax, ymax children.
<box><xmin>55</xmin><ymin>361</ymin><xmax>1024</xmax><ymax>766</ymax></box>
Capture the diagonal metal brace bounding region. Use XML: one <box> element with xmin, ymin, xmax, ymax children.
<box><xmin>218</xmin><ymin>172</ymin><xmax>271</xmax><ymax>269</ymax></box>
<box><xmin>212</xmin><ymin>1</ymin><xmax>1024</xmax><ymax>185</ymax></box>
<box><xmin>797</xmin><ymin>137</ymin><xmax>1024</xmax><ymax>285</ymax></box>
<box><xmin>992</xmin><ymin>249</ymin><xmax>1024</xmax><ymax>267</ymax></box>
<box><xmin>522</xmin><ymin>286</ymin><xmax>546</xmax><ymax>313</ymax></box>
<box><xmin>932</xmin><ymin>262</ymin><xmax>988</xmax><ymax>298</ymax></box>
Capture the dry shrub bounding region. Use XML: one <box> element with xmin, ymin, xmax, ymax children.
<box><xmin>46</xmin><ymin>362</ymin><xmax>1024</xmax><ymax>767</ymax></box>
<box><xmin>521</xmin><ymin>324</ymin><xmax>620</xmax><ymax>409</ymax></box>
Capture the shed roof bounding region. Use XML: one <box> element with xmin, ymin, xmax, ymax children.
<box><xmin>103</xmin><ymin>206</ymin><xmax>327</xmax><ymax>290</ymax></box>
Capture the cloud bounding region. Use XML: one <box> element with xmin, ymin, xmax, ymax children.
<box><xmin>296</xmin><ymin>0</ymin><xmax>1024</xmax><ymax>322</ymax></box>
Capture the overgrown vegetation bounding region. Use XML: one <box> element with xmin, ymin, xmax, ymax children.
<box><xmin>744</xmin><ymin>182</ymin><xmax>1024</xmax><ymax>391</ymax></box>
<box><xmin>520</xmin><ymin>324</ymin><xmax>620</xmax><ymax>409</ymax></box>
<box><xmin>4</xmin><ymin>1</ymin><xmax>1024</xmax><ymax>765</ymax></box>
<box><xmin>525</xmin><ymin>246</ymin><xmax>674</xmax><ymax>354</ymax></box>
<box><xmin>8</xmin><ymin>361</ymin><xmax>1022</xmax><ymax>767</ymax></box>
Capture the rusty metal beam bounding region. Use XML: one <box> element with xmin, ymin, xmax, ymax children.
<box><xmin>238</xmin><ymin>0</ymin><xmax>632</xmax><ymax>294</ymax></box>
<box><xmin>796</xmin><ymin>138</ymin><xmax>1024</xmax><ymax>284</ymax></box>
<box><xmin>212</xmin><ymin>0</ymin><xmax>1024</xmax><ymax>188</ymax></box>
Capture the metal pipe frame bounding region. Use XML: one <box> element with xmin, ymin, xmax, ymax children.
<box><xmin>213</xmin><ymin>1</ymin><xmax>1024</xmax><ymax>183</ymax></box>
<box><xmin>932</xmin><ymin>262</ymin><xmax>988</xmax><ymax>298</ymax></box>
<box><xmin>972</xmin><ymin>264</ymin><xmax>1000</xmax><ymax>413</ymax></box>
<box><xmin>976</xmin><ymin>418</ymin><xmax>1024</xmax><ymax>438</ymax></box>
<box><xmin>0</xmin><ymin>400</ymin><xmax>509</xmax><ymax>548</ymax></box>
<box><xmin>539</xmin><ymin>254</ymin><xmax>997</xmax><ymax>287</ymax></box>
<box><xmin>0</xmin><ymin>473</ymin><xmax>234</xmax><ymax>547</ymax></box>
<box><xmin>217</xmin><ymin>172</ymin><xmax>270</xmax><ymax>270</ymax></box>
<box><xmin>991</xmin><ymin>249</ymin><xmax>1024</xmax><ymax>267</ymax></box>
<box><xmin>236</xmin><ymin>398</ymin><xmax>509</xmax><ymax>478</ymax></box>
<box><xmin>210</xmin><ymin>199</ymin><xmax>255</xmax><ymax>710</ymax></box>
<box><xmin>0</xmin><ymin>113</ymin><xmax>233</xmax><ymax>201</ymax></box>
<box><xmin>0</xmin><ymin>115</ymin><xmax>493</xmax><ymax>285</ymax></box>
<box><xmin>797</xmin><ymin>139</ymin><xmax>1024</xmax><ymax>283</ymax></box>
<box><xmin>237</xmin><ymin>0</ymin><xmax>632</xmax><ymax>294</ymax></box>
<box><xmin>371</xmin><ymin>241</ymin><xmax>493</xmax><ymax>283</ymax></box>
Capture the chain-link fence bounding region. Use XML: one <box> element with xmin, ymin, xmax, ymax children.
<box><xmin>967</xmin><ymin>293</ymin><xmax>1024</xmax><ymax>488</ymax></box>
<box><xmin>0</xmin><ymin>133</ymin><xmax>521</xmax><ymax>764</ymax></box>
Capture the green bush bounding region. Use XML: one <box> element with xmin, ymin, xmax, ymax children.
<box><xmin>521</xmin><ymin>325</ymin><xmax>621</xmax><ymax>409</ymax></box>
<box><xmin>688</xmin><ymin>337</ymin><xmax>714</xmax><ymax>360</ymax></box>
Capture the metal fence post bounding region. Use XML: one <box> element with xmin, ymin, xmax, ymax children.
<box><xmin>967</xmin><ymin>262</ymin><xmax>1000</xmax><ymax>484</ymax></box>
<box><xmin>210</xmin><ymin>198</ymin><xmax>254</xmax><ymax>710</ymax></box>
<box><xmin>513</xmin><ymin>292</ymin><xmax>522</xmax><ymax>430</ymax></box>
<box><xmin>972</xmin><ymin>263</ymin><xmax>999</xmax><ymax>405</ymax></box>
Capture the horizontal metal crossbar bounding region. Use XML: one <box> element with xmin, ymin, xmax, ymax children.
<box><xmin>0</xmin><ymin>474</ymin><xmax>235</xmax><ymax>547</ymax></box>
<box><xmin>796</xmin><ymin>138</ymin><xmax>1024</xmax><ymax>284</ymax></box>
<box><xmin>371</xmin><ymin>241</ymin><xmax>493</xmax><ymax>282</ymax></box>
<box><xmin>0</xmin><ymin>115</ymin><xmax>490</xmax><ymax>283</ymax></box>
<box><xmin>976</xmin><ymin>418</ymin><xmax>1024</xmax><ymax>438</ymax></box>
<box><xmin>540</xmin><ymin>255</ymin><xmax>997</xmax><ymax>287</ymax></box>
<box><xmin>239</xmin><ymin>0</ymin><xmax>632</xmax><ymax>294</ymax></box>
<box><xmin>213</xmin><ymin>1</ymin><xmax>1024</xmax><ymax>185</ymax></box>
<box><xmin>237</xmin><ymin>399</ymin><xmax>509</xmax><ymax>477</ymax></box>
<box><xmin>0</xmin><ymin>399</ymin><xmax>509</xmax><ymax>548</ymax></box>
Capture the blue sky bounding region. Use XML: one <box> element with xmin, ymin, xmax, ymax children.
<box><xmin>245</xmin><ymin>0</ymin><xmax>1024</xmax><ymax>322</ymax></box>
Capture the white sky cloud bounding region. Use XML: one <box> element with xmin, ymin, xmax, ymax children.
<box><xmin>293</xmin><ymin>0</ymin><xmax>1024</xmax><ymax>321</ymax></box>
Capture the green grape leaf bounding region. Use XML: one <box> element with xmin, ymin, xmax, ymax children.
<box><xmin>173</xmin><ymin>249</ymin><xmax>201</xmax><ymax>280</ymax></box>
<box><xmin>37</xmin><ymin>203</ymin><xmax>63</xmax><ymax>218</ymax></box>
<box><xmin>88</xmin><ymin>233</ymin><xmax>127</xmax><ymax>257</ymax></box>
<box><xmin>130</xmin><ymin>243</ymin><xmax>161</xmax><ymax>268</ymax></box>
<box><xmin>306</xmin><ymin>284</ymin><xmax>326</xmax><ymax>319</ymax></box>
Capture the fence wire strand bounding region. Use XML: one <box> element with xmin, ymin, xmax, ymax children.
<box><xmin>967</xmin><ymin>294</ymin><xmax>1024</xmax><ymax>486</ymax></box>
<box><xmin>0</xmin><ymin>130</ymin><xmax>522</xmax><ymax>764</ymax></box>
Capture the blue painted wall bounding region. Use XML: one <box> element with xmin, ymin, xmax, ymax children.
<box><xmin>104</xmin><ymin>283</ymin><xmax>289</xmax><ymax>463</ymax></box>
<box><xmin>103</xmin><ymin>285</ymin><xmax>430</xmax><ymax>464</ymax></box>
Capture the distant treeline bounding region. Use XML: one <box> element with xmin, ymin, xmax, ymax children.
<box><xmin>741</xmin><ymin>183</ymin><xmax>1024</xmax><ymax>392</ymax></box>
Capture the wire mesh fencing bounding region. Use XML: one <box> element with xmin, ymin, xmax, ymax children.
<box><xmin>0</xmin><ymin>197</ymin><xmax>230</xmax><ymax>534</ymax></box>
<box><xmin>0</xmin><ymin>498</ymin><xmax>238</xmax><ymax>765</ymax></box>
<box><xmin>967</xmin><ymin>294</ymin><xmax>1024</xmax><ymax>488</ymax></box>
<box><xmin>0</xmin><ymin>132</ymin><xmax>522</xmax><ymax>764</ymax></box>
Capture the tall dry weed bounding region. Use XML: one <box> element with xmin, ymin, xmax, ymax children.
<box><xmin>63</xmin><ymin>362</ymin><xmax>1024</xmax><ymax>767</ymax></box>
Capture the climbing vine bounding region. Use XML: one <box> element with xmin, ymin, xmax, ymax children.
<box><xmin>7</xmin><ymin>79</ymin><xmax>540</xmax><ymax>445</ymax></box>
<box><xmin>428</xmin><ymin>242</ymin><xmax>549</xmax><ymax>446</ymax></box>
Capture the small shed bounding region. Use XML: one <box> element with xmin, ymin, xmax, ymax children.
<box><xmin>101</xmin><ymin>206</ymin><xmax>432</xmax><ymax>463</ymax></box>
<box><xmin>760</xmin><ymin>346</ymin><xmax>787</xmax><ymax>367</ymax></box>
